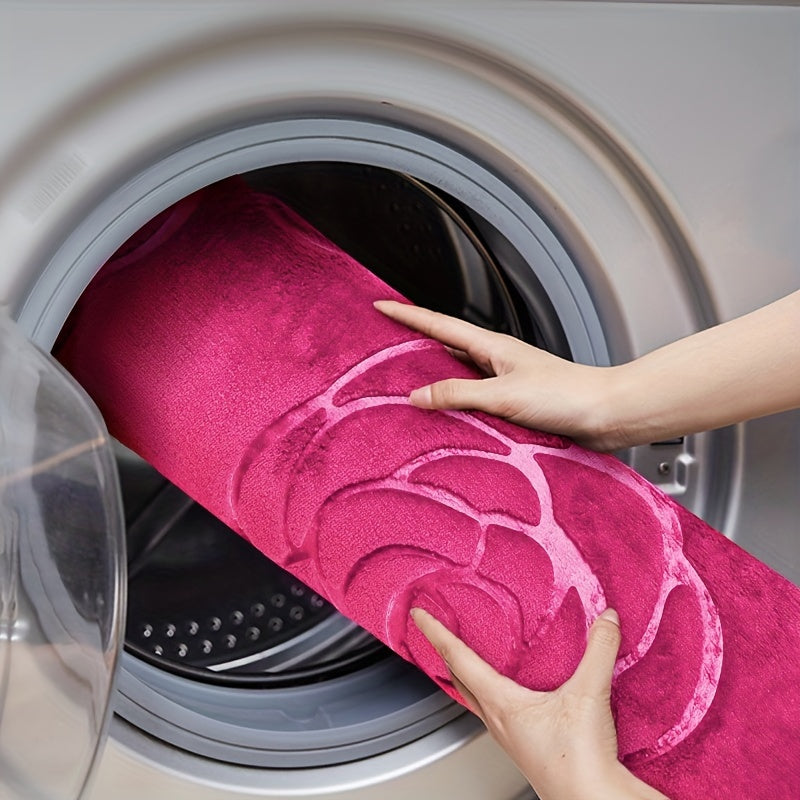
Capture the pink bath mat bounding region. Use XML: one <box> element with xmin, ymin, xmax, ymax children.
<box><xmin>57</xmin><ymin>178</ymin><xmax>800</xmax><ymax>798</ymax></box>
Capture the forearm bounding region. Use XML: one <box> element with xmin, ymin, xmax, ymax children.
<box><xmin>600</xmin><ymin>291</ymin><xmax>800</xmax><ymax>449</ymax></box>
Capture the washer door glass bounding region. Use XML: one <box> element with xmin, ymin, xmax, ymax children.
<box><xmin>0</xmin><ymin>312</ymin><xmax>125</xmax><ymax>800</ymax></box>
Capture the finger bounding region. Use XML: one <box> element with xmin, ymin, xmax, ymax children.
<box><xmin>410</xmin><ymin>376</ymin><xmax>505</xmax><ymax>412</ymax></box>
<box><xmin>443</xmin><ymin>345</ymin><xmax>480</xmax><ymax>369</ymax></box>
<box><xmin>411</xmin><ymin>608</ymin><xmax>511</xmax><ymax>707</ymax></box>
<box><xmin>374</xmin><ymin>300</ymin><xmax>499</xmax><ymax>366</ymax></box>
<box><xmin>568</xmin><ymin>608</ymin><xmax>622</xmax><ymax>699</ymax></box>
<box><xmin>445</xmin><ymin>665</ymin><xmax>487</xmax><ymax>720</ymax></box>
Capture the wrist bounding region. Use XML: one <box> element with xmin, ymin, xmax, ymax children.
<box><xmin>573</xmin><ymin>364</ymin><xmax>640</xmax><ymax>452</ymax></box>
<box><xmin>582</xmin><ymin>360</ymin><xmax>680</xmax><ymax>452</ymax></box>
<box><xmin>563</xmin><ymin>762</ymin><xmax>669</xmax><ymax>800</ymax></box>
<box><xmin>529</xmin><ymin>755</ymin><xmax>668</xmax><ymax>800</ymax></box>
<box><xmin>605</xmin><ymin>762</ymin><xmax>670</xmax><ymax>800</ymax></box>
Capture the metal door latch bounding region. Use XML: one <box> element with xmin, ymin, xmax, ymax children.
<box><xmin>627</xmin><ymin>436</ymin><xmax>697</xmax><ymax>499</ymax></box>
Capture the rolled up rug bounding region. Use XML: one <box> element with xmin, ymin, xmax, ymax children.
<box><xmin>57</xmin><ymin>177</ymin><xmax>800</xmax><ymax>799</ymax></box>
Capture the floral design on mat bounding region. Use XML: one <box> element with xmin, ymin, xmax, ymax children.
<box><xmin>230</xmin><ymin>338</ymin><xmax>723</xmax><ymax>764</ymax></box>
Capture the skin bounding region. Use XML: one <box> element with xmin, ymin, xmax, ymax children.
<box><xmin>374</xmin><ymin>291</ymin><xmax>800</xmax><ymax>799</ymax></box>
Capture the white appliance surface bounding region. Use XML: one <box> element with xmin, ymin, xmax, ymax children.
<box><xmin>0</xmin><ymin>3</ymin><xmax>797</xmax><ymax>799</ymax></box>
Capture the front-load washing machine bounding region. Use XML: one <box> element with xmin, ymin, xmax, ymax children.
<box><xmin>0</xmin><ymin>3</ymin><xmax>798</xmax><ymax>799</ymax></box>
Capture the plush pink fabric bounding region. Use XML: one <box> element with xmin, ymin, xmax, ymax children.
<box><xmin>57</xmin><ymin>178</ymin><xmax>800</xmax><ymax>798</ymax></box>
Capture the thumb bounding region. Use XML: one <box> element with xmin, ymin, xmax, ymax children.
<box><xmin>410</xmin><ymin>376</ymin><xmax>504</xmax><ymax>413</ymax></box>
<box><xmin>568</xmin><ymin>608</ymin><xmax>622</xmax><ymax>699</ymax></box>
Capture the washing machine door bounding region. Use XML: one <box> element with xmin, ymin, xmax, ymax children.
<box><xmin>0</xmin><ymin>311</ymin><xmax>126</xmax><ymax>800</ymax></box>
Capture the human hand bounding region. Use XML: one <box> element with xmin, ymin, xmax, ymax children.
<box><xmin>374</xmin><ymin>300</ymin><xmax>625</xmax><ymax>451</ymax></box>
<box><xmin>377</xmin><ymin>291</ymin><xmax>800</xmax><ymax>450</ymax></box>
<box><xmin>411</xmin><ymin>607</ymin><xmax>669</xmax><ymax>800</ymax></box>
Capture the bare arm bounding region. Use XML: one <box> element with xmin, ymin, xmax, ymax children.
<box><xmin>605</xmin><ymin>290</ymin><xmax>800</xmax><ymax>448</ymax></box>
<box><xmin>374</xmin><ymin>290</ymin><xmax>800</xmax><ymax>451</ymax></box>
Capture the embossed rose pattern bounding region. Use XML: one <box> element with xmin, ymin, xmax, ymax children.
<box><xmin>230</xmin><ymin>339</ymin><xmax>723</xmax><ymax>765</ymax></box>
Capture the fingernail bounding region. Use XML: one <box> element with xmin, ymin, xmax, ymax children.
<box><xmin>599</xmin><ymin>608</ymin><xmax>620</xmax><ymax>626</ymax></box>
<box><xmin>410</xmin><ymin>386</ymin><xmax>433</xmax><ymax>407</ymax></box>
